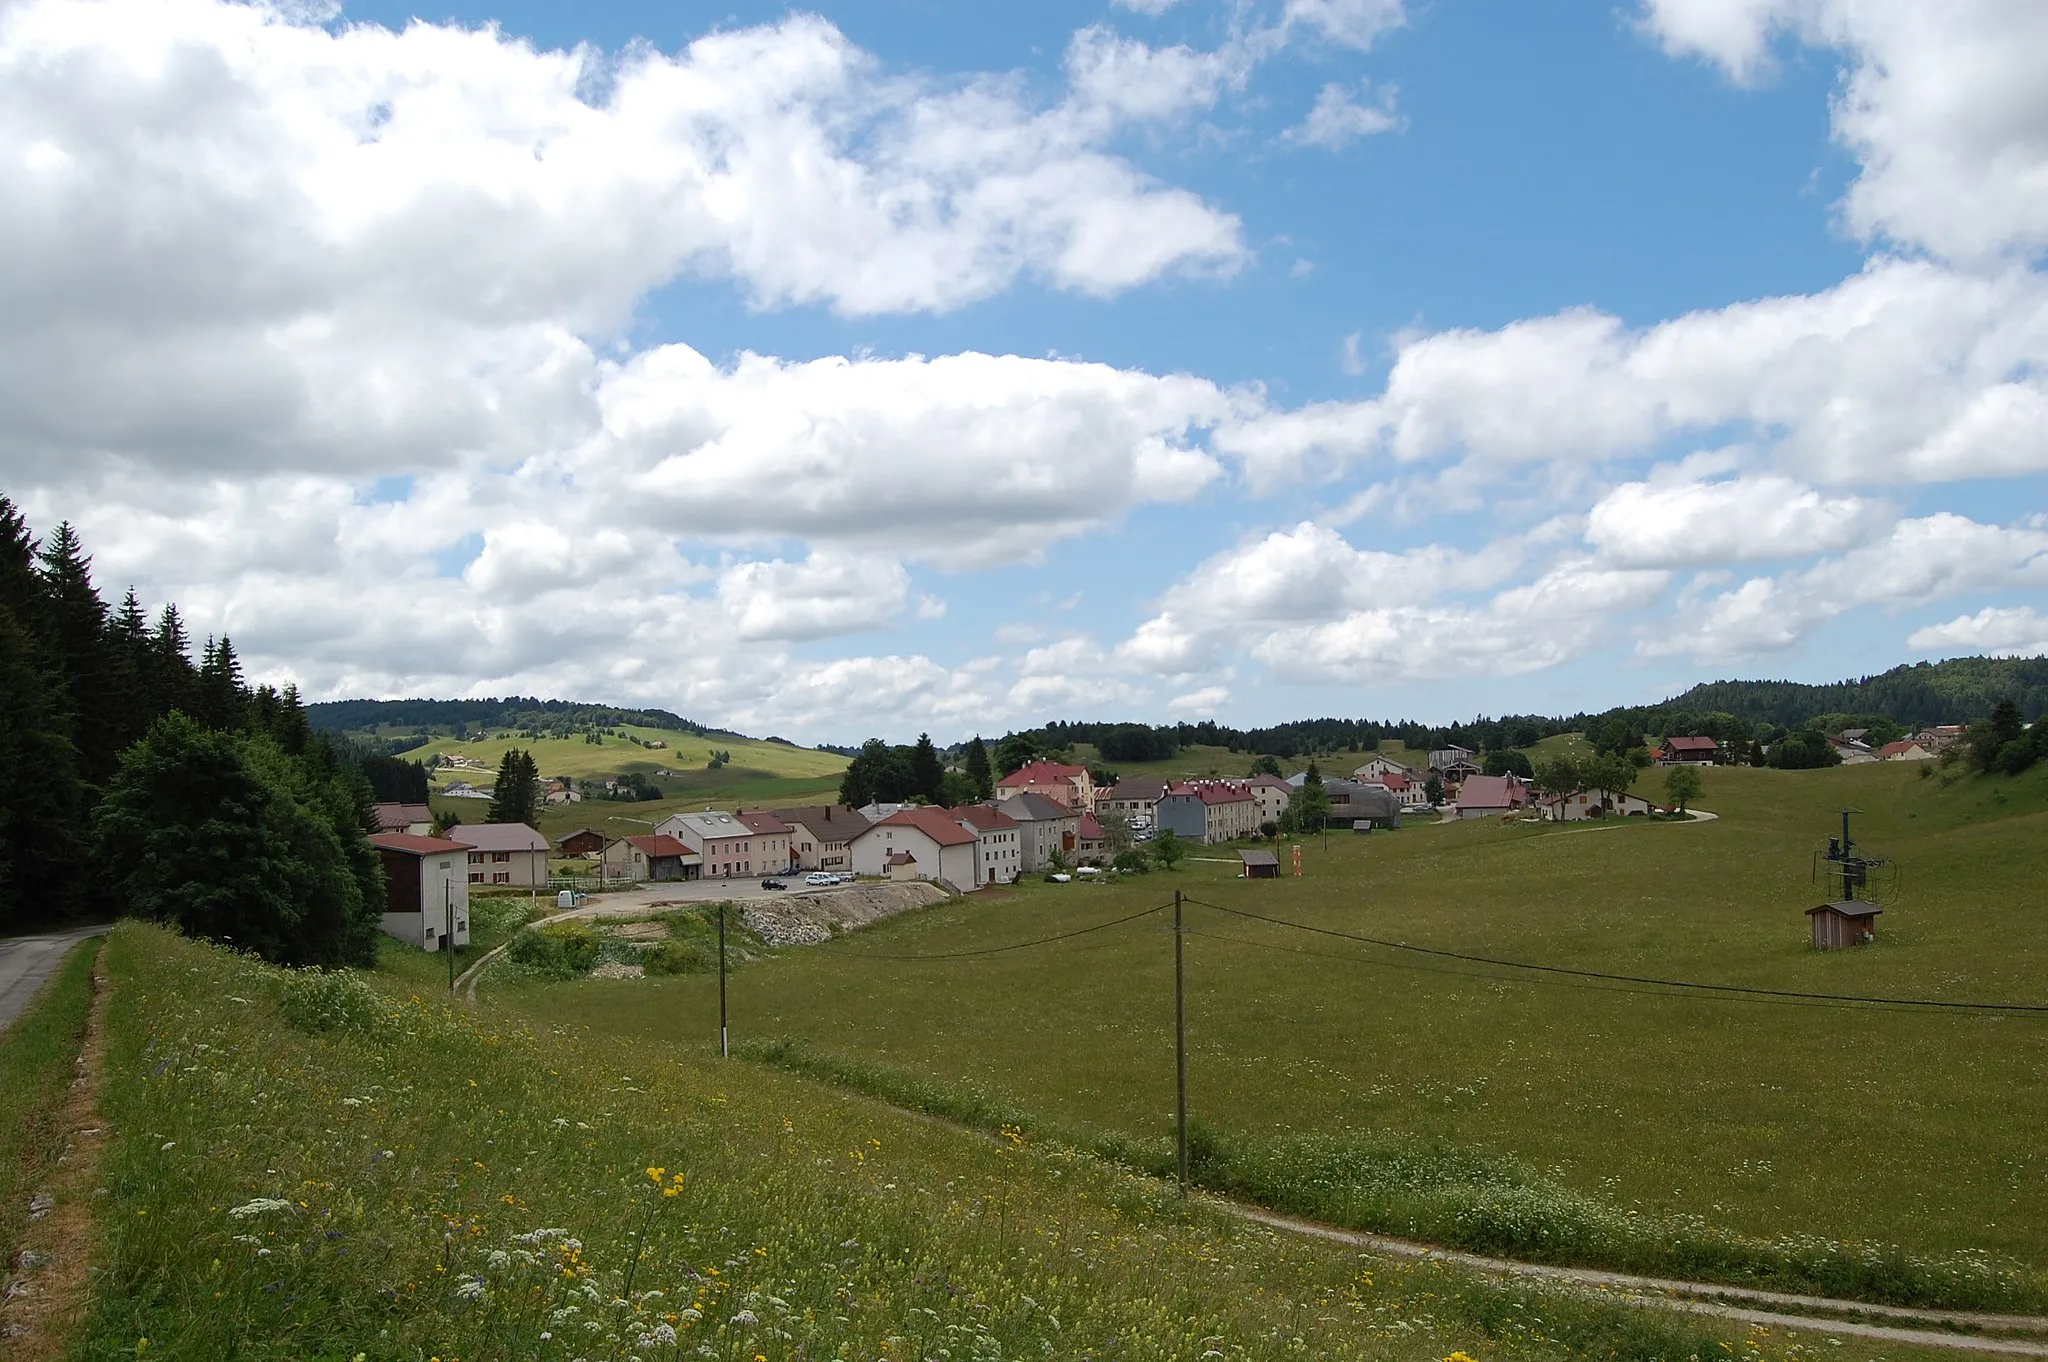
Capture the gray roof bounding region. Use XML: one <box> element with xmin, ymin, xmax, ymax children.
<box><xmin>446</xmin><ymin>823</ymin><xmax>549</xmax><ymax>853</ymax></box>
<box><xmin>1807</xmin><ymin>902</ymin><xmax>1882</xmax><ymax>918</ymax></box>
<box><xmin>1238</xmin><ymin>849</ymin><xmax>1280</xmax><ymax>867</ymax></box>
<box><xmin>997</xmin><ymin>792</ymin><xmax>1075</xmax><ymax>822</ymax></box>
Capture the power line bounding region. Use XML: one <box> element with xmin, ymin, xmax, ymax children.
<box><xmin>1182</xmin><ymin>897</ymin><xmax>2048</xmax><ymax>1015</ymax></box>
<box><xmin>1179</xmin><ymin>927</ymin><xmax>1958</xmax><ymax>1014</ymax></box>
<box><xmin>808</xmin><ymin>901</ymin><xmax>1173</xmax><ymax>961</ymax></box>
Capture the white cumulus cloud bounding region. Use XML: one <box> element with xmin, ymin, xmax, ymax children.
<box><xmin>1907</xmin><ymin>606</ymin><xmax>2048</xmax><ymax>659</ymax></box>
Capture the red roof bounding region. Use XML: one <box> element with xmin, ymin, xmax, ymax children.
<box><xmin>1001</xmin><ymin>761</ymin><xmax>1087</xmax><ymax>785</ymax></box>
<box><xmin>736</xmin><ymin>810</ymin><xmax>790</xmax><ymax>835</ymax></box>
<box><xmin>1167</xmin><ymin>782</ymin><xmax>1253</xmax><ymax>805</ymax></box>
<box><xmin>864</xmin><ymin>806</ymin><xmax>978</xmax><ymax>847</ymax></box>
<box><xmin>1454</xmin><ymin>775</ymin><xmax>1526</xmax><ymax>810</ymax></box>
<box><xmin>623</xmin><ymin>834</ymin><xmax>692</xmax><ymax>859</ymax></box>
<box><xmin>371</xmin><ymin>803</ymin><xmax>433</xmax><ymax>830</ymax></box>
<box><xmin>370</xmin><ymin>832</ymin><xmax>470</xmax><ymax>856</ymax></box>
<box><xmin>886</xmin><ymin>850</ymin><xmax>918</xmax><ymax>866</ymax></box>
<box><xmin>1078</xmin><ymin>813</ymin><xmax>1105</xmax><ymax>840</ymax></box>
<box><xmin>1664</xmin><ymin>736</ymin><xmax>1719</xmax><ymax>752</ymax></box>
<box><xmin>950</xmin><ymin>804</ymin><xmax>1019</xmax><ymax>831</ymax></box>
<box><xmin>1374</xmin><ymin>771</ymin><xmax>1410</xmax><ymax>791</ymax></box>
<box><xmin>1877</xmin><ymin>740</ymin><xmax>1924</xmax><ymax>757</ymax></box>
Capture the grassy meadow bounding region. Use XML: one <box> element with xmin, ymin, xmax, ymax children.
<box><xmin>63</xmin><ymin>921</ymin><xmax>1918</xmax><ymax>1362</ymax></box>
<box><xmin>480</xmin><ymin>759</ymin><xmax>2048</xmax><ymax>1297</ymax></box>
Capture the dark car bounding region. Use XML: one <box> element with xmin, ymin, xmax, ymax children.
<box><xmin>759</xmin><ymin>878</ymin><xmax>787</xmax><ymax>890</ymax></box>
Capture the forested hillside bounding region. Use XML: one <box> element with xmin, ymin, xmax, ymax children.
<box><xmin>1664</xmin><ymin>657</ymin><xmax>2048</xmax><ymax>728</ymax></box>
<box><xmin>306</xmin><ymin>696</ymin><xmax>732</xmax><ymax>740</ymax></box>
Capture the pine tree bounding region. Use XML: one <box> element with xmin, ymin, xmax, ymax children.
<box><xmin>911</xmin><ymin>732</ymin><xmax>944</xmax><ymax>803</ymax></box>
<box><xmin>150</xmin><ymin>605</ymin><xmax>196</xmax><ymax>719</ymax></box>
<box><xmin>196</xmin><ymin>635</ymin><xmax>248</xmax><ymax>730</ymax></box>
<box><xmin>486</xmin><ymin>748</ymin><xmax>540</xmax><ymax>826</ymax></box>
<box><xmin>965</xmin><ymin>735</ymin><xmax>993</xmax><ymax>802</ymax></box>
<box><xmin>36</xmin><ymin>522</ymin><xmax>117</xmax><ymax>781</ymax></box>
<box><xmin>0</xmin><ymin>602</ymin><xmax>85</xmax><ymax>926</ymax></box>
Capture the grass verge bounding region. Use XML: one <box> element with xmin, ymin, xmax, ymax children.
<box><xmin>0</xmin><ymin>934</ymin><xmax>100</xmax><ymax>1264</ymax></box>
<box><xmin>72</xmin><ymin>921</ymin><xmax>1896</xmax><ymax>1362</ymax></box>
<box><xmin>741</xmin><ymin>1036</ymin><xmax>2048</xmax><ymax>1314</ymax></box>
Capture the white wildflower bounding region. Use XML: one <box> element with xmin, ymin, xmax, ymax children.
<box><xmin>731</xmin><ymin>1309</ymin><xmax>758</xmax><ymax>1327</ymax></box>
<box><xmin>648</xmin><ymin>1324</ymin><xmax>678</xmax><ymax>1345</ymax></box>
<box><xmin>486</xmin><ymin>1250</ymin><xmax>511</xmax><ymax>1270</ymax></box>
<box><xmin>453</xmin><ymin>1275</ymin><xmax>488</xmax><ymax>1302</ymax></box>
<box><xmin>228</xmin><ymin>1198</ymin><xmax>293</xmax><ymax>1219</ymax></box>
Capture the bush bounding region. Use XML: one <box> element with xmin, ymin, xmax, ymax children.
<box><xmin>506</xmin><ymin>922</ymin><xmax>600</xmax><ymax>979</ymax></box>
<box><xmin>275</xmin><ymin>968</ymin><xmax>389</xmax><ymax>1036</ymax></box>
<box><xmin>1111</xmin><ymin>848</ymin><xmax>1150</xmax><ymax>874</ymax></box>
<box><xmin>642</xmin><ymin>939</ymin><xmax>716</xmax><ymax>975</ymax></box>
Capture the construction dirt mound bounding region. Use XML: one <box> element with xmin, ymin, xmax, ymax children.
<box><xmin>742</xmin><ymin>881</ymin><xmax>950</xmax><ymax>946</ymax></box>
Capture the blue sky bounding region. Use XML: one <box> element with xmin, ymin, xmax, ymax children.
<box><xmin>3</xmin><ymin>0</ymin><xmax>2045</xmax><ymax>743</ymax></box>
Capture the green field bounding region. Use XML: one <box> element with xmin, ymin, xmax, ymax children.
<box><xmin>64</xmin><ymin>922</ymin><xmax>1932</xmax><ymax>1362</ymax></box>
<box><xmin>406</xmin><ymin>722</ymin><xmax>849</xmax><ymax>837</ymax></box>
<box><xmin>481</xmin><ymin>760</ymin><xmax>2048</xmax><ymax>1295</ymax></box>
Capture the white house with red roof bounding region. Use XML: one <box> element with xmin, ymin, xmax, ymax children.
<box><xmin>370</xmin><ymin>832</ymin><xmax>471</xmax><ymax>951</ymax></box>
<box><xmin>736</xmin><ymin>809</ymin><xmax>795</xmax><ymax>873</ymax></box>
<box><xmin>1878</xmin><ymin>739</ymin><xmax>1936</xmax><ymax>762</ymax></box>
<box><xmin>849</xmin><ymin>807</ymin><xmax>979</xmax><ymax>887</ymax></box>
<box><xmin>601</xmin><ymin>834</ymin><xmax>698</xmax><ymax>881</ymax></box>
<box><xmin>951</xmin><ymin>804</ymin><xmax>1023</xmax><ymax>885</ymax></box>
<box><xmin>995</xmin><ymin>760</ymin><xmax>1096</xmax><ymax>810</ymax></box>
<box><xmin>1451</xmin><ymin>774</ymin><xmax>1529</xmax><ymax>820</ymax></box>
<box><xmin>1363</xmin><ymin>769</ymin><xmax>1431</xmax><ymax>810</ymax></box>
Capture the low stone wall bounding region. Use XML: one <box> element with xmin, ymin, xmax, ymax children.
<box><xmin>740</xmin><ymin>881</ymin><xmax>950</xmax><ymax>946</ymax></box>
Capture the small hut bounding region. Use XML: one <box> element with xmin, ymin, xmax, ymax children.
<box><xmin>1239</xmin><ymin>849</ymin><xmax>1280</xmax><ymax>880</ymax></box>
<box><xmin>1805</xmin><ymin>901</ymin><xmax>1881</xmax><ymax>949</ymax></box>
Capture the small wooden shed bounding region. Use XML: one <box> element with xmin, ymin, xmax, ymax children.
<box><xmin>1239</xmin><ymin>849</ymin><xmax>1280</xmax><ymax>879</ymax></box>
<box><xmin>1806</xmin><ymin>901</ymin><xmax>1881</xmax><ymax>949</ymax></box>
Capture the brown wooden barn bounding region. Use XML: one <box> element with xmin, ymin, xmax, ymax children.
<box><xmin>1239</xmin><ymin>849</ymin><xmax>1280</xmax><ymax>879</ymax></box>
<box><xmin>1806</xmin><ymin>901</ymin><xmax>1881</xmax><ymax>949</ymax></box>
<box><xmin>555</xmin><ymin>828</ymin><xmax>606</xmax><ymax>858</ymax></box>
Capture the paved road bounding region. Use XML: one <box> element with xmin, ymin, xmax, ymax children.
<box><xmin>0</xmin><ymin>923</ymin><xmax>112</xmax><ymax>1033</ymax></box>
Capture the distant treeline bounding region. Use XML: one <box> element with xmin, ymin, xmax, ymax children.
<box><xmin>306</xmin><ymin>696</ymin><xmax>736</xmax><ymax>740</ymax></box>
<box><xmin>1018</xmin><ymin>657</ymin><xmax>2045</xmax><ymax>763</ymax></box>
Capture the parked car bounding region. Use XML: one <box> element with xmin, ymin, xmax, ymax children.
<box><xmin>760</xmin><ymin>878</ymin><xmax>787</xmax><ymax>890</ymax></box>
<box><xmin>804</xmin><ymin>871</ymin><xmax>836</xmax><ymax>885</ymax></box>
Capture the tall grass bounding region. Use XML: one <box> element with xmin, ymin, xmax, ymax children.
<box><xmin>75</xmin><ymin>922</ymin><xmax>1841</xmax><ymax>1362</ymax></box>
<box><xmin>743</xmin><ymin>1037</ymin><xmax>2048</xmax><ymax>1313</ymax></box>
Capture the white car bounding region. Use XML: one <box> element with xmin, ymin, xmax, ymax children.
<box><xmin>805</xmin><ymin>871</ymin><xmax>836</xmax><ymax>885</ymax></box>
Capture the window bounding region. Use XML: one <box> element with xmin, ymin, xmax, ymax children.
<box><xmin>468</xmin><ymin>872</ymin><xmax>483</xmax><ymax>884</ymax></box>
<box><xmin>468</xmin><ymin>852</ymin><xmax>483</xmax><ymax>864</ymax></box>
<box><xmin>491</xmin><ymin>851</ymin><xmax>510</xmax><ymax>863</ymax></box>
<box><xmin>493</xmin><ymin>872</ymin><xmax>510</xmax><ymax>884</ymax></box>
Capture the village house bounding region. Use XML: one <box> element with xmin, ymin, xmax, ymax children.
<box><xmin>447</xmin><ymin>823</ymin><xmax>550</xmax><ymax>887</ymax></box>
<box><xmin>1536</xmin><ymin>788</ymin><xmax>1661</xmax><ymax>821</ymax></box>
<box><xmin>1428</xmin><ymin>745</ymin><xmax>1477</xmax><ymax>772</ymax></box>
<box><xmin>848</xmin><ymin>807</ymin><xmax>979</xmax><ymax>887</ymax></box>
<box><xmin>1364</xmin><ymin>769</ymin><xmax>1432</xmax><ymax>811</ymax></box>
<box><xmin>996</xmin><ymin>792</ymin><xmax>1080</xmax><ymax>870</ymax></box>
<box><xmin>1096</xmin><ymin>779</ymin><xmax>1170</xmax><ymax>826</ymax></box>
<box><xmin>1656</xmin><ymin>735</ymin><xmax>1721</xmax><ymax>765</ymax></box>
<box><xmin>1353</xmin><ymin>755</ymin><xmax>1417</xmax><ymax>782</ymax></box>
<box><xmin>655</xmin><ymin>810</ymin><xmax>761</xmax><ymax>878</ymax></box>
<box><xmin>1155</xmin><ymin>782</ymin><xmax>1258</xmax><ymax>845</ymax></box>
<box><xmin>601</xmin><ymin>834</ymin><xmax>698</xmax><ymax>882</ymax></box>
<box><xmin>1450</xmin><ymin>774</ymin><xmax>1528</xmax><ymax>820</ymax></box>
<box><xmin>771</xmin><ymin>805</ymin><xmax>861</xmax><ymax>873</ymax></box>
<box><xmin>371</xmin><ymin>802</ymin><xmax>433</xmax><ymax>836</ymax></box>
<box><xmin>950</xmin><ymin>804</ymin><xmax>1023</xmax><ymax>885</ymax></box>
<box><xmin>1914</xmin><ymin>724</ymin><xmax>1968</xmax><ymax>752</ymax></box>
<box><xmin>736</xmin><ymin>809</ymin><xmax>794</xmax><ymax>874</ymax></box>
<box><xmin>1878</xmin><ymin>739</ymin><xmax>1936</xmax><ymax>762</ymax></box>
<box><xmin>370</xmin><ymin>832</ymin><xmax>470</xmax><ymax>951</ymax></box>
<box><xmin>994</xmin><ymin>760</ymin><xmax>1096</xmax><ymax>810</ymax></box>
<box><xmin>555</xmin><ymin>828</ymin><xmax>606</xmax><ymax>858</ymax></box>
<box><xmin>1075</xmin><ymin>812</ymin><xmax>1112</xmax><ymax>863</ymax></box>
<box><xmin>1246</xmin><ymin>774</ymin><xmax>1293</xmax><ymax>827</ymax></box>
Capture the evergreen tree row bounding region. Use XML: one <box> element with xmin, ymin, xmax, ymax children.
<box><xmin>0</xmin><ymin>496</ymin><xmax>385</xmax><ymax>964</ymax></box>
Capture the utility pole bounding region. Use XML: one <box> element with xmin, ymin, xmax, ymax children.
<box><xmin>1174</xmin><ymin>889</ymin><xmax>1188</xmax><ymax>1195</ymax></box>
<box><xmin>718</xmin><ymin>901</ymin><xmax>729</xmax><ymax>1059</ymax></box>
<box><xmin>445</xmin><ymin>879</ymin><xmax>455</xmax><ymax>993</ymax></box>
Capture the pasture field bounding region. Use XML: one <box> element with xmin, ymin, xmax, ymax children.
<box><xmin>486</xmin><ymin>760</ymin><xmax>2048</xmax><ymax>1291</ymax></box>
<box><xmin>412</xmin><ymin>723</ymin><xmax>845</xmax><ymax>789</ymax></box>
<box><xmin>60</xmin><ymin>922</ymin><xmax>1895</xmax><ymax>1362</ymax></box>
